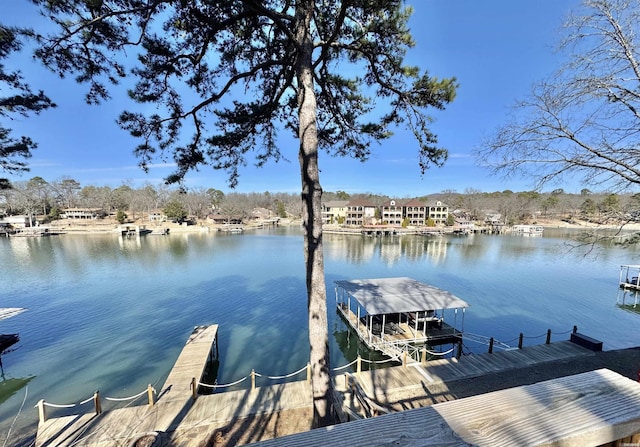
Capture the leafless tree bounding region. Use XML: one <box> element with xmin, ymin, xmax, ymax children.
<box><xmin>480</xmin><ymin>0</ymin><xmax>640</xmax><ymax>192</ymax></box>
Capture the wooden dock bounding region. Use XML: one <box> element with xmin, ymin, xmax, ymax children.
<box><xmin>253</xmin><ymin>368</ymin><xmax>640</xmax><ymax>447</ymax></box>
<box><xmin>35</xmin><ymin>325</ymin><xmax>219</xmax><ymax>447</ymax></box>
<box><xmin>35</xmin><ymin>330</ymin><xmax>607</xmax><ymax>447</ymax></box>
<box><xmin>160</xmin><ymin>325</ymin><xmax>219</xmax><ymax>403</ymax></box>
<box><xmin>337</xmin><ymin>304</ymin><xmax>461</xmax><ymax>361</ymax></box>
<box><xmin>346</xmin><ymin>340</ymin><xmax>596</xmax><ymax>406</ymax></box>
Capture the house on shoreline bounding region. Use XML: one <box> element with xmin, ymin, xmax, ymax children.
<box><xmin>323</xmin><ymin>198</ymin><xmax>451</xmax><ymax>228</ymax></box>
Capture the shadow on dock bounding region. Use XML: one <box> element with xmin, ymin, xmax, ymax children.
<box><xmin>35</xmin><ymin>326</ymin><xmax>623</xmax><ymax>447</ymax></box>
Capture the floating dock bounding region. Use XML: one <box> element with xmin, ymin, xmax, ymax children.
<box><xmin>620</xmin><ymin>264</ymin><xmax>640</xmax><ymax>290</ymax></box>
<box><xmin>335</xmin><ymin>277</ymin><xmax>468</xmax><ymax>361</ymax></box>
<box><xmin>34</xmin><ymin>325</ymin><xmax>627</xmax><ymax>447</ymax></box>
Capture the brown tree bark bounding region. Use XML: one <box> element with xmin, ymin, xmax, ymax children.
<box><xmin>294</xmin><ymin>0</ymin><xmax>337</xmax><ymax>428</ymax></box>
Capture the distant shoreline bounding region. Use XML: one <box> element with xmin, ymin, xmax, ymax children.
<box><xmin>21</xmin><ymin>217</ymin><xmax>640</xmax><ymax>236</ymax></box>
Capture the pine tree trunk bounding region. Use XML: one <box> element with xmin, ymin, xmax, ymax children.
<box><xmin>295</xmin><ymin>0</ymin><xmax>337</xmax><ymax>428</ymax></box>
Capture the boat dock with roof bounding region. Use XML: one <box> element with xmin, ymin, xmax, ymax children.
<box><xmin>0</xmin><ymin>308</ymin><xmax>25</xmax><ymax>371</ymax></box>
<box><xmin>335</xmin><ymin>277</ymin><xmax>469</xmax><ymax>361</ymax></box>
<box><xmin>620</xmin><ymin>264</ymin><xmax>640</xmax><ymax>290</ymax></box>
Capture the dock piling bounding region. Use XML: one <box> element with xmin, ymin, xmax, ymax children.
<box><xmin>37</xmin><ymin>399</ymin><xmax>46</xmax><ymax>425</ymax></box>
<box><xmin>147</xmin><ymin>384</ymin><xmax>155</xmax><ymax>406</ymax></box>
<box><xmin>93</xmin><ymin>391</ymin><xmax>102</xmax><ymax>415</ymax></box>
<box><xmin>518</xmin><ymin>333</ymin><xmax>524</xmax><ymax>349</ymax></box>
<box><xmin>488</xmin><ymin>337</ymin><xmax>494</xmax><ymax>354</ymax></box>
<box><xmin>306</xmin><ymin>363</ymin><xmax>311</xmax><ymax>383</ymax></box>
<box><xmin>546</xmin><ymin>329</ymin><xmax>552</xmax><ymax>345</ymax></box>
<box><xmin>191</xmin><ymin>377</ymin><xmax>197</xmax><ymax>401</ymax></box>
<box><xmin>356</xmin><ymin>355</ymin><xmax>362</xmax><ymax>375</ymax></box>
<box><xmin>251</xmin><ymin>369</ymin><xmax>256</xmax><ymax>390</ymax></box>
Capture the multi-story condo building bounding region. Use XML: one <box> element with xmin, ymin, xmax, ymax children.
<box><xmin>322</xmin><ymin>200</ymin><xmax>349</xmax><ymax>225</ymax></box>
<box><xmin>380</xmin><ymin>199</ymin><xmax>404</xmax><ymax>225</ymax></box>
<box><xmin>426</xmin><ymin>200</ymin><xmax>449</xmax><ymax>225</ymax></box>
<box><xmin>345</xmin><ymin>198</ymin><xmax>377</xmax><ymax>226</ymax></box>
<box><xmin>404</xmin><ymin>198</ymin><xmax>428</xmax><ymax>226</ymax></box>
<box><xmin>322</xmin><ymin>197</ymin><xmax>450</xmax><ymax>227</ymax></box>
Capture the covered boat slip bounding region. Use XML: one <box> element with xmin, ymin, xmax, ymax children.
<box><xmin>335</xmin><ymin>277</ymin><xmax>469</xmax><ymax>361</ymax></box>
<box><xmin>620</xmin><ymin>264</ymin><xmax>640</xmax><ymax>289</ymax></box>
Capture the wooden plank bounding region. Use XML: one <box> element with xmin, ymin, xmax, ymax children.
<box><xmin>436</xmin><ymin>368</ymin><xmax>640</xmax><ymax>446</ymax></box>
<box><xmin>36</xmin><ymin>325</ymin><xmax>219</xmax><ymax>447</ymax></box>
<box><xmin>251</xmin><ymin>369</ymin><xmax>640</xmax><ymax>447</ymax></box>
<box><xmin>161</xmin><ymin>325</ymin><xmax>218</xmax><ymax>402</ymax></box>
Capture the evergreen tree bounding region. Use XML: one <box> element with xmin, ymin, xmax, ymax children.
<box><xmin>29</xmin><ymin>0</ymin><xmax>457</xmax><ymax>426</ymax></box>
<box><xmin>0</xmin><ymin>24</ymin><xmax>55</xmax><ymax>184</ymax></box>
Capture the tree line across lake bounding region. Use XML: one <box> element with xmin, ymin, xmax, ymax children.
<box><xmin>1</xmin><ymin>176</ymin><xmax>637</xmax><ymax>227</ymax></box>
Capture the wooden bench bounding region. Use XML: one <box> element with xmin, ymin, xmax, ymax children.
<box><xmin>570</xmin><ymin>332</ymin><xmax>603</xmax><ymax>351</ymax></box>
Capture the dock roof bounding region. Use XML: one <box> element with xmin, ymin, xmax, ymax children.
<box><xmin>0</xmin><ymin>308</ymin><xmax>25</xmax><ymax>321</ymax></box>
<box><xmin>334</xmin><ymin>277</ymin><xmax>469</xmax><ymax>315</ymax></box>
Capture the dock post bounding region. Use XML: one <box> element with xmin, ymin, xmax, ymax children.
<box><xmin>306</xmin><ymin>363</ymin><xmax>311</xmax><ymax>383</ymax></box>
<box><xmin>518</xmin><ymin>333</ymin><xmax>524</xmax><ymax>349</ymax></box>
<box><xmin>93</xmin><ymin>391</ymin><xmax>102</xmax><ymax>415</ymax></box>
<box><xmin>546</xmin><ymin>329</ymin><xmax>552</xmax><ymax>344</ymax></box>
<box><xmin>403</xmin><ymin>351</ymin><xmax>407</xmax><ymax>368</ymax></box>
<box><xmin>37</xmin><ymin>399</ymin><xmax>47</xmax><ymax>425</ymax></box>
<box><xmin>147</xmin><ymin>384</ymin><xmax>155</xmax><ymax>407</ymax></box>
<box><xmin>573</xmin><ymin>325</ymin><xmax>578</xmax><ymax>334</ymax></box>
<box><xmin>251</xmin><ymin>369</ymin><xmax>256</xmax><ymax>390</ymax></box>
<box><xmin>456</xmin><ymin>341</ymin><xmax>462</xmax><ymax>359</ymax></box>
<box><xmin>421</xmin><ymin>348</ymin><xmax>427</xmax><ymax>364</ymax></box>
<box><xmin>191</xmin><ymin>377</ymin><xmax>197</xmax><ymax>401</ymax></box>
<box><xmin>356</xmin><ymin>355</ymin><xmax>362</xmax><ymax>376</ymax></box>
<box><xmin>488</xmin><ymin>337</ymin><xmax>494</xmax><ymax>354</ymax></box>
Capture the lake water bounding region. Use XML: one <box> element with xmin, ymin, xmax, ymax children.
<box><xmin>1</xmin><ymin>226</ymin><xmax>640</xmax><ymax>443</ymax></box>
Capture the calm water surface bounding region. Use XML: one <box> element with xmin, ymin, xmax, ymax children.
<box><xmin>1</xmin><ymin>227</ymin><xmax>640</xmax><ymax>442</ymax></box>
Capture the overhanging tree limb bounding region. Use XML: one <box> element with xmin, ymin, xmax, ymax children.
<box><xmin>25</xmin><ymin>0</ymin><xmax>457</xmax><ymax>427</ymax></box>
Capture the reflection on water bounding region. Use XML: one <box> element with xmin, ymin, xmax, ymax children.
<box><xmin>1</xmin><ymin>227</ymin><xmax>640</xmax><ymax>443</ymax></box>
<box><xmin>617</xmin><ymin>288</ymin><xmax>640</xmax><ymax>314</ymax></box>
<box><xmin>0</xmin><ymin>377</ymin><xmax>34</xmax><ymax>406</ymax></box>
<box><xmin>324</xmin><ymin>233</ymin><xmax>450</xmax><ymax>266</ymax></box>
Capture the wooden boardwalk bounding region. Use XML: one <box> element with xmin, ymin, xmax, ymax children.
<box><xmin>35</xmin><ymin>325</ymin><xmax>219</xmax><ymax>447</ymax></box>
<box><xmin>349</xmin><ymin>340</ymin><xmax>596</xmax><ymax>404</ymax></box>
<box><xmin>160</xmin><ymin>325</ymin><xmax>219</xmax><ymax>404</ymax></box>
<box><xmin>35</xmin><ymin>333</ymin><xmax>600</xmax><ymax>447</ymax></box>
<box><xmin>253</xmin><ymin>368</ymin><xmax>640</xmax><ymax>447</ymax></box>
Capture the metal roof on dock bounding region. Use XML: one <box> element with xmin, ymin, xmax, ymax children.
<box><xmin>335</xmin><ymin>277</ymin><xmax>469</xmax><ymax>315</ymax></box>
<box><xmin>0</xmin><ymin>308</ymin><xmax>25</xmax><ymax>321</ymax></box>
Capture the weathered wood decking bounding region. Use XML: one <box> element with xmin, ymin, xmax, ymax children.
<box><xmin>348</xmin><ymin>340</ymin><xmax>596</xmax><ymax>405</ymax></box>
<box><xmin>36</xmin><ymin>330</ymin><xmax>608</xmax><ymax>447</ymax></box>
<box><xmin>35</xmin><ymin>325</ymin><xmax>219</xmax><ymax>447</ymax></box>
<box><xmin>253</xmin><ymin>368</ymin><xmax>640</xmax><ymax>447</ymax></box>
<box><xmin>160</xmin><ymin>325</ymin><xmax>219</xmax><ymax>403</ymax></box>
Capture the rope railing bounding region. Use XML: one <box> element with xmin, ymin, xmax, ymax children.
<box><xmin>424</xmin><ymin>347</ymin><xmax>455</xmax><ymax>357</ymax></box>
<box><xmin>331</xmin><ymin>358</ymin><xmax>359</xmax><ymax>371</ymax></box>
<box><xmin>255</xmin><ymin>364</ymin><xmax>309</xmax><ymax>380</ymax></box>
<box><xmin>36</xmin><ymin>384</ymin><xmax>157</xmax><ymax>425</ymax></box>
<box><xmin>39</xmin><ymin>402</ymin><xmax>77</xmax><ymax>409</ymax></box>
<box><xmin>104</xmin><ymin>386</ymin><xmax>155</xmax><ymax>402</ymax></box>
<box><xmin>464</xmin><ymin>326</ymin><xmax>577</xmax><ymax>354</ymax></box>
<box><xmin>359</xmin><ymin>357</ymin><xmax>396</xmax><ymax>364</ymax></box>
<box><xmin>35</xmin><ymin>325</ymin><xmax>580</xmax><ymax>425</ymax></box>
<box><xmin>198</xmin><ymin>375</ymin><xmax>248</xmax><ymax>389</ymax></box>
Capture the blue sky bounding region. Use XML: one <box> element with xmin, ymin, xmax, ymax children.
<box><xmin>3</xmin><ymin>1</ymin><xmax>579</xmax><ymax>196</ymax></box>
